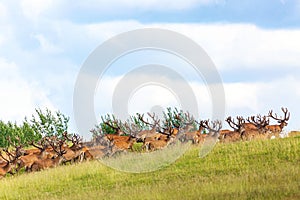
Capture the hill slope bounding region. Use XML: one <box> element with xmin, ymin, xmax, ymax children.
<box><xmin>0</xmin><ymin>137</ymin><xmax>299</xmax><ymax>200</ymax></box>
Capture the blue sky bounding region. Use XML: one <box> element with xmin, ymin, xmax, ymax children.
<box><xmin>0</xmin><ymin>0</ymin><xmax>299</xmax><ymax>138</ymax></box>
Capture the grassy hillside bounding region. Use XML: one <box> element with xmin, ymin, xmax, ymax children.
<box><xmin>0</xmin><ymin>137</ymin><xmax>299</xmax><ymax>200</ymax></box>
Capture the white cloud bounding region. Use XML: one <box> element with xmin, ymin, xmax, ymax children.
<box><xmin>3</xmin><ymin>16</ymin><xmax>297</xmax><ymax>73</ymax></box>
<box><xmin>60</xmin><ymin>20</ymin><xmax>300</xmax><ymax>71</ymax></box>
<box><xmin>32</xmin><ymin>33</ymin><xmax>63</xmax><ymax>54</ymax></box>
<box><xmin>0</xmin><ymin>2</ymin><xmax>7</xmax><ymax>19</ymax></box>
<box><xmin>157</xmin><ymin>23</ymin><xmax>300</xmax><ymax>70</ymax></box>
<box><xmin>225</xmin><ymin>82</ymin><xmax>259</xmax><ymax>112</ymax></box>
<box><xmin>21</xmin><ymin>0</ymin><xmax>55</xmax><ymax>20</ymax></box>
<box><xmin>76</xmin><ymin>0</ymin><xmax>215</xmax><ymax>11</ymax></box>
<box><xmin>0</xmin><ymin>58</ymin><xmax>55</xmax><ymax>122</ymax></box>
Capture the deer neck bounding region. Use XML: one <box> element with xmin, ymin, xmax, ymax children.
<box><xmin>279</xmin><ymin>122</ymin><xmax>285</xmax><ymax>130</ymax></box>
<box><xmin>198</xmin><ymin>126</ymin><xmax>204</xmax><ymax>134</ymax></box>
<box><xmin>54</xmin><ymin>156</ymin><xmax>65</xmax><ymax>165</ymax></box>
<box><xmin>2</xmin><ymin>161</ymin><xmax>13</xmax><ymax>172</ymax></box>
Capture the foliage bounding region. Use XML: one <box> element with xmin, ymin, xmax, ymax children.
<box><xmin>92</xmin><ymin>107</ymin><xmax>199</xmax><ymax>138</ymax></box>
<box><xmin>30</xmin><ymin>108</ymin><xmax>69</xmax><ymax>138</ymax></box>
<box><xmin>0</xmin><ymin>120</ymin><xmax>40</xmax><ymax>148</ymax></box>
<box><xmin>0</xmin><ymin>108</ymin><xmax>69</xmax><ymax>147</ymax></box>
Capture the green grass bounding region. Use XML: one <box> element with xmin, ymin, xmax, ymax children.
<box><xmin>0</xmin><ymin>137</ymin><xmax>299</xmax><ymax>200</ymax></box>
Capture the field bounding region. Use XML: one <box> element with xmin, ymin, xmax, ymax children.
<box><xmin>0</xmin><ymin>136</ymin><xmax>299</xmax><ymax>200</ymax></box>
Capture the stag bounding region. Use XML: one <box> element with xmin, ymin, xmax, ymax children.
<box><xmin>0</xmin><ymin>149</ymin><xmax>19</xmax><ymax>178</ymax></box>
<box><xmin>266</xmin><ymin>107</ymin><xmax>290</xmax><ymax>138</ymax></box>
<box><xmin>62</xmin><ymin>132</ymin><xmax>91</xmax><ymax>163</ymax></box>
<box><xmin>30</xmin><ymin>138</ymin><xmax>67</xmax><ymax>172</ymax></box>
<box><xmin>178</xmin><ymin>119</ymin><xmax>205</xmax><ymax>144</ymax></box>
<box><xmin>17</xmin><ymin>138</ymin><xmax>55</xmax><ymax>172</ymax></box>
<box><xmin>221</xmin><ymin>117</ymin><xmax>244</xmax><ymax>143</ymax></box>
<box><xmin>144</xmin><ymin>128</ymin><xmax>177</xmax><ymax>151</ymax></box>
<box><xmin>135</xmin><ymin>113</ymin><xmax>161</xmax><ymax>142</ymax></box>
<box><xmin>201</xmin><ymin>120</ymin><xmax>222</xmax><ymax>137</ymax></box>
<box><xmin>242</xmin><ymin>115</ymin><xmax>270</xmax><ymax>140</ymax></box>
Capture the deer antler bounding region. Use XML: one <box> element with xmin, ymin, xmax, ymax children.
<box><xmin>281</xmin><ymin>107</ymin><xmax>290</xmax><ymax>121</ymax></box>
<box><xmin>201</xmin><ymin>120</ymin><xmax>222</xmax><ymax>132</ymax></box>
<box><xmin>226</xmin><ymin>117</ymin><xmax>238</xmax><ymax>130</ymax></box>
<box><xmin>269</xmin><ymin>108</ymin><xmax>290</xmax><ymax>122</ymax></box>
<box><xmin>247</xmin><ymin>115</ymin><xmax>269</xmax><ymax>128</ymax></box>
<box><xmin>0</xmin><ymin>149</ymin><xmax>10</xmax><ymax>163</ymax></box>
<box><xmin>47</xmin><ymin>137</ymin><xmax>66</xmax><ymax>156</ymax></box>
<box><xmin>29</xmin><ymin>138</ymin><xmax>48</xmax><ymax>151</ymax></box>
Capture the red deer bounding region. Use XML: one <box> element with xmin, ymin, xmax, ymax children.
<box><xmin>180</xmin><ymin>120</ymin><xmax>206</xmax><ymax>144</ymax></box>
<box><xmin>221</xmin><ymin>117</ymin><xmax>244</xmax><ymax>143</ymax></box>
<box><xmin>30</xmin><ymin>139</ymin><xmax>67</xmax><ymax>172</ymax></box>
<box><xmin>136</xmin><ymin>113</ymin><xmax>161</xmax><ymax>142</ymax></box>
<box><xmin>201</xmin><ymin>120</ymin><xmax>222</xmax><ymax>139</ymax></box>
<box><xmin>237</xmin><ymin>116</ymin><xmax>257</xmax><ymax>131</ymax></box>
<box><xmin>144</xmin><ymin>129</ymin><xmax>177</xmax><ymax>151</ymax></box>
<box><xmin>17</xmin><ymin>138</ymin><xmax>56</xmax><ymax>172</ymax></box>
<box><xmin>266</xmin><ymin>107</ymin><xmax>290</xmax><ymax>138</ymax></box>
<box><xmin>242</xmin><ymin>115</ymin><xmax>270</xmax><ymax>140</ymax></box>
<box><xmin>0</xmin><ymin>149</ymin><xmax>18</xmax><ymax>178</ymax></box>
<box><xmin>62</xmin><ymin>132</ymin><xmax>92</xmax><ymax>163</ymax></box>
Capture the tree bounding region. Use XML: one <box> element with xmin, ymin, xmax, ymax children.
<box><xmin>30</xmin><ymin>108</ymin><xmax>69</xmax><ymax>138</ymax></box>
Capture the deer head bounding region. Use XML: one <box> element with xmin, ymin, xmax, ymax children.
<box><xmin>268</xmin><ymin>107</ymin><xmax>290</xmax><ymax>127</ymax></box>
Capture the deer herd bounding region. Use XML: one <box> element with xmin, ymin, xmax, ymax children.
<box><xmin>0</xmin><ymin>107</ymin><xmax>291</xmax><ymax>179</ymax></box>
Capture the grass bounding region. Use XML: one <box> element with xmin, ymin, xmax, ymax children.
<box><xmin>0</xmin><ymin>137</ymin><xmax>299</xmax><ymax>200</ymax></box>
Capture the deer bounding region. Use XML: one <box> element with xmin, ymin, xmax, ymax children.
<box><xmin>144</xmin><ymin>128</ymin><xmax>178</xmax><ymax>151</ymax></box>
<box><xmin>29</xmin><ymin>138</ymin><xmax>67</xmax><ymax>172</ymax></box>
<box><xmin>140</xmin><ymin>121</ymin><xmax>176</xmax><ymax>151</ymax></box>
<box><xmin>237</xmin><ymin>116</ymin><xmax>257</xmax><ymax>131</ymax></box>
<box><xmin>242</xmin><ymin>115</ymin><xmax>270</xmax><ymax>141</ymax></box>
<box><xmin>61</xmin><ymin>132</ymin><xmax>92</xmax><ymax>163</ymax></box>
<box><xmin>200</xmin><ymin>120</ymin><xmax>222</xmax><ymax>142</ymax></box>
<box><xmin>135</xmin><ymin>112</ymin><xmax>163</xmax><ymax>143</ymax></box>
<box><xmin>178</xmin><ymin>119</ymin><xmax>205</xmax><ymax>144</ymax></box>
<box><xmin>16</xmin><ymin>138</ymin><xmax>56</xmax><ymax>172</ymax></box>
<box><xmin>266</xmin><ymin>107</ymin><xmax>290</xmax><ymax>138</ymax></box>
<box><xmin>171</xmin><ymin>112</ymin><xmax>202</xmax><ymax>144</ymax></box>
<box><xmin>101</xmin><ymin>121</ymin><xmax>139</xmax><ymax>152</ymax></box>
<box><xmin>87</xmin><ymin>139</ymin><xmax>117</xmax><ymax>159</ymax></box>
<box><xmin>0</xmin><ymin>149</ymin><xmax>19</xmax><ymax>178</ymax></box>
<box><xmin>220</xmin><ymin>116</ymin><xmax>244</xmax><ymax>143</ymax></box>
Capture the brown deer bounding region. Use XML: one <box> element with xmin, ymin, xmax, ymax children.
<box><xmin>242</xmin><ymin>115</ymin><xmax>270</xmax><ymax>141</ymax></box>
<box><xmin>30</xmin><ymin>139</ymin><xmax>67</xmax><ymax>172</ymax></box>
<box><xmin>17</xmin><ymin>138</ymin><xmax>56</xmax><ymax>172</ymax></box>
<box><xmin>0</xmin><ymin>149</ymin><xmax>19</xmax><ymax>178</ymax></box>
<box><xmin>237</xmin><ymin>116</ymin><xmax>257</xmax><ymax>131</ymax></box>
<box><xmin>87</xmin><ymin>141</ymin><xmax>116</xmax><ymax>159</ymax></box>
<box><xmin>173</xmin><ymin>112</ymin><xmax>201</xmax><ymax>144</ymax></box>
<box><xmin>201</xmin><ymin>120</ymin><xmax>222</xmax><ymax>140</ymax></box>
<box><xmin>135</xmin><ymin>113</ymin><xmax>161</xmax><ymax>142</ymax></box>
<box><xmin>179</xmin><ymin>120</ymin><xmax>205</xmax><ymax>144</ymax></box>
<box><xmin>61</xmin><ymin>132</ymin><xmax>91</xmax><ymax>163</ymax></box>
<box><xmin>144</xmin><ymin>129</ymin><xmax>177</xmax><ymax>151</ymax></box>
<box><xmin>266</xmin><ymin>107</ymin><xmax>290</xmax><ymax>138</ymax></box>
<box><xmin>221</xmin><ymin>117</ymin><xmax>244</xmax><ymax>143</ymax></box>
<box><xmin>105</xmin><ymin>121</ymin><xmax>139</xmax><ymax>152</ymax></box>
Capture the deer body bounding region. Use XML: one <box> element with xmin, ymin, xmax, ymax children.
<box><xmin>30</xmin><ymin>155</ymin><xmax>66</xmax><ymax>172</ymax></box>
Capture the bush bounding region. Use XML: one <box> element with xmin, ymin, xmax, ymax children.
<box><xmin>0</xmin><ymin>108</ymin><xmax>70</xmax><ymax>147</ymax></box>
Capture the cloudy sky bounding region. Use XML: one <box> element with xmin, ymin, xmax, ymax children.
<box><xmin>0</xmin><ymin>0</ymin><xmax>299</xmax><ymax>138</ymax></box>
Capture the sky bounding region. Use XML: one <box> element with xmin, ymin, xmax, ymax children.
<box><xmin>0</xmin><ymin>0</ymin><xmax>300</xmax><ymax>138</ymax></box>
